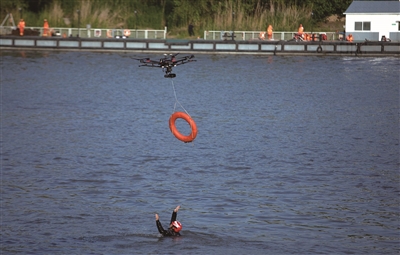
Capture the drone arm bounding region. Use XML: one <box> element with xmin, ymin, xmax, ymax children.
<box><xmin>138</xmin><ymin>64</ymin><xmax>161</xmax><ymax>68</ymax></box>
<box><xmin>174</xmin><ymin>59</ymin><xmax>196</xmax><ymax>66</ymax></box>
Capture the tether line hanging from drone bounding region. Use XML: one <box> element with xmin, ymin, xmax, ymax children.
<box><xmin>169</xmin><ymin>79</ymin><xmax>198</xmax><ymax>143</ymax></box>
<box><xmin>134</xmin><ymin>53</ymin><xmax>198</xmax><ymax>142</ymax></box>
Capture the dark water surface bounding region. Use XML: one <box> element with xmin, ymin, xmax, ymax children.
<box><xmin>1</xmin><ymin>51</ymin><xmax>399</xmax><ymax>254</ymax></box>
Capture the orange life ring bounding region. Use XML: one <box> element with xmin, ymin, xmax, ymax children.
<box><xmin>169</xmin><ymin>112</ymin><xmax>197</xmax><ymax>143</ymax></box>
<box><xmin>123</xmin><ymin>29</ymin><xmax>131</xmax><ymax>37</ymax></box>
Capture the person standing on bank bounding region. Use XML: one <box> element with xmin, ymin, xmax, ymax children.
<box><xmin>188</xmin><ymin>23</ymin><xmax>194</xmax><ymax>37</ymax></box>
<box><xmin>18</xmin><ymin>19</ymin><xmax>25</xmax><ymax>36</ymax></box>
<box><xmin>43</xmin><ymin>19</ymin><xmax>49</xmax><ymax>36</ymax></box>
<box><xmin>267</xmin><ymin>24</ymin><xmax>273</xmax><ymax>40</ymax></box>
<box><xmin>155</xmin><ymin>205</ymin><xmax>182</xmax><ymax>237</ymax></box>
<box><xmin>298</xmin><ymin>24</ymin><xmax>304</xmax><ymax>35</ymax></box>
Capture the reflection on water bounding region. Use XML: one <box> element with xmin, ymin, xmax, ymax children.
<box><xmin>1</xmin><ymin>50</ymin><xmax>399</xmax><ymax>254</ymax></box>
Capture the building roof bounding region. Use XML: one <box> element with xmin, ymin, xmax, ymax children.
<box><xmin>344</xmin><ymin>1</ymin><xmax>400</xmax><ymax>14</ymax></box>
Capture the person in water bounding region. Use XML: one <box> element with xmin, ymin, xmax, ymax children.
<box><xmin>155</xmin><ymin>205</ymin><xmax>182</xmax><ymax>236</ymax></box>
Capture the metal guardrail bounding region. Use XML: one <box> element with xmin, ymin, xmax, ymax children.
<box><xmin>0</xmin><ymin>26</ymin><xmax>167</xmax><ymax>39</ymax></box>
<box><xmin>1</xmin><ymin>26</ymin><xmax>337</xmax><ymax>41</ymax></box>
<box><xmin>204</xmin><ymin>30</ymin><xmax>338</xmax><ymax>41</ymax></box>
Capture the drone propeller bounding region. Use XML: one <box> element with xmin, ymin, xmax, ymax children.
<box><xmin>164</xmin><ymin>53</ymin><xmax>179</xmax><ymax>57</ymax></box>
<box><xmin>182</xmin><ymin>55</ymin><xmax>195</xmax><ymax>60</ymax></box>
<box><xmin>135</xmin><ymin>53</ymin><xmax>196</xmax><ymax>78</ymax></box>
<box><xmin>133</xmin><ymin>57</ymin><xmax>152</xmax><ymax>63</ymax></box>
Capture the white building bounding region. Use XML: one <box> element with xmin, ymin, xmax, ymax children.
<box><xmin>344</xmin><ymin>0</ymin><xmax>400</xmax><ymax>41</ymax></box>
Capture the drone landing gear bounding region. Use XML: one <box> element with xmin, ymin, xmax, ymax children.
<box><xmin>164</xmin><ymin>73</ymin><xmax>176</xmax><ymax>78</ymax></box>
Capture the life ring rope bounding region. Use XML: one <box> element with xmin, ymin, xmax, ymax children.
<box><xmin>169</xmin><ymin>79</ymin><xmax>197</xmax><ymax>142</ymax></box>
<box><xmin>171</xmin><ymin>79</ymin><xmax>190</xmax><ymax>117</ymax></box>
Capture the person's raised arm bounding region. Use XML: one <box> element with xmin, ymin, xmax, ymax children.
<box><xmin>170</xmin><ymin>205</ymin><xmax>180</xmax><ymax>223</ymax></box>
<box><xmin>155</xmin><ymin>213</ymin><xmax>166</xmax><ymax>235</ymax></box>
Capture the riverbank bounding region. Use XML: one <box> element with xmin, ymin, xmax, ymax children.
<box><xmin>1</xmin><ymin>35</ymin><xmax>399</xmax><ymax>56</ymax></box>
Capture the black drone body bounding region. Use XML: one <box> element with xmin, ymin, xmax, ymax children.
<box><xmin>135</xmin><ymin>53</ymin><xmax>196</xmax><ymax>78</ymax></box>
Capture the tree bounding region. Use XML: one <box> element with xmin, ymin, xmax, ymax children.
<box><xmin>0</xmin><ymin>0</ymin><xmax>26</xmax><ymax>17</ymax></box>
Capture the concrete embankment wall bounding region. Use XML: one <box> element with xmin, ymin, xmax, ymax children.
<box><xmin>1</xmin><ymin>36</ymin><xmax>399</xmax><ymax>56</ymax></box>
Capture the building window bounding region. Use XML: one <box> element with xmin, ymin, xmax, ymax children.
<box><xmin>363</xmin><ymin>22</ymin><xmax>371</xmax><ymax>31</ymax></box>
<box><xmin>355</xmin><ymin>22</ymin><xmax>362</xmax><ymax>30</ymax></box>
<box><xmin>355</xmin><ymin>21</ymin><xmax>371</xmax><ymax>31</ymax></box>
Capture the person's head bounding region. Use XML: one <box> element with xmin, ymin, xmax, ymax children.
<box><xmin>170</xmin><ymin>221</ymin><xmax>182</xmax><ymax>233</ymax></box>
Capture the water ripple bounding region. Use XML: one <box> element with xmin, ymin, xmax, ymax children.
<box><xmin>1</xmin><ymin>51</ymin><xmax>399</xmax><ymax>254</ymax></box>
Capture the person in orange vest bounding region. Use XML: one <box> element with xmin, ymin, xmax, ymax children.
<box><xmin>267</xmin><ymin>25</ymin><xmax>273</xmax><ymax>40</ymax></box>
<box><xmin>298</xmin><ymin>24</ymin><xmax>304</xmax><ymax>35</ymax></box>
<box><xmin>346</xmin><ymin>34</ymin><xmax>353</xmax><ymax>42</ymax></box>
<box><xmin>43</xmin><ymin>19</ymin><xmax>49</xmax><ymax>36</ymax></box>
<box><xmin>295</xmin><ymin>23</ymin><xmax>304</xmax><ymax>40</ymax></box>
<box><xmin>18</xmin><ymin>19</ymin><xmax>25</xmax><ymax>36</ymax></box>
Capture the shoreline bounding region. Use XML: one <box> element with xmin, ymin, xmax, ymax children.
<box><xmin>1</xmin><ymin>36</ymin><xmax>399</xmax><ymax>56</ymax></box>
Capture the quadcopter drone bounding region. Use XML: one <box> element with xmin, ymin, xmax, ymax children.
<box><xmin>134</xmin><ymin>53</ymin><xmax>196</xmax><ymax>78</ymax></box>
